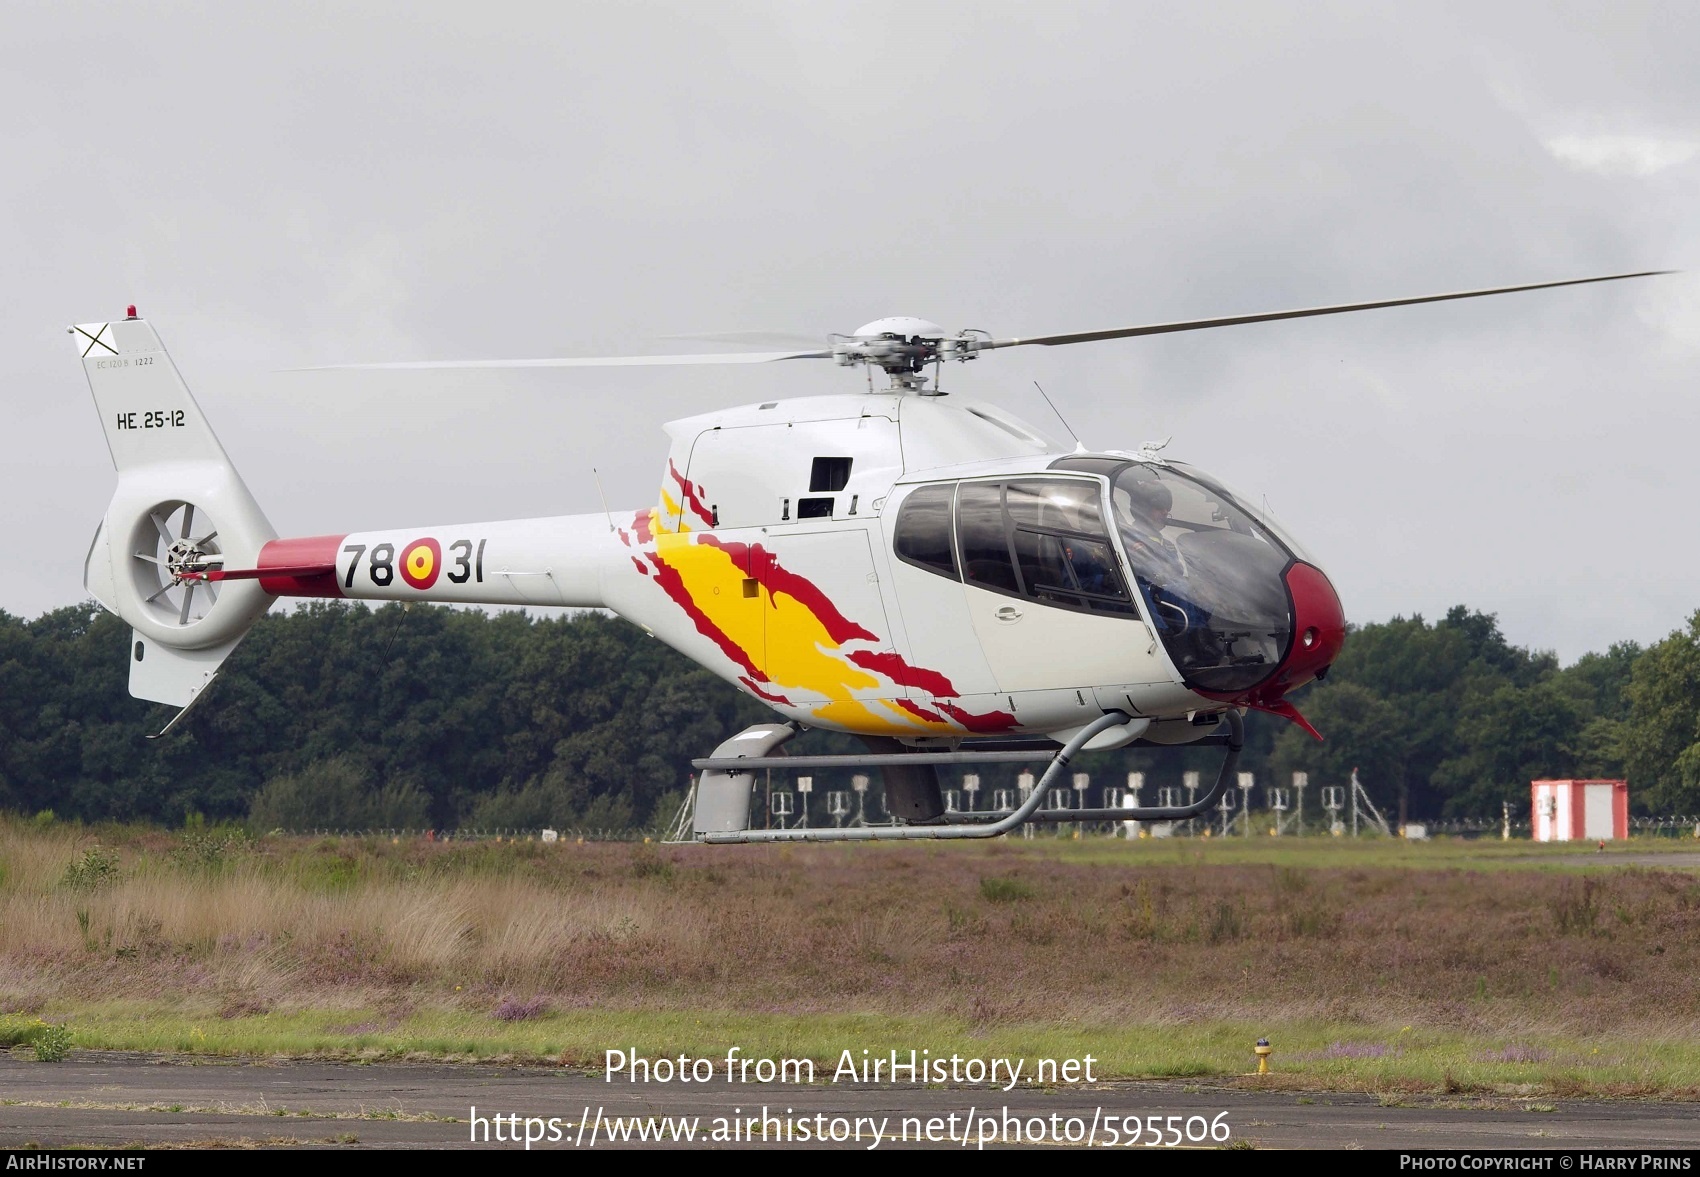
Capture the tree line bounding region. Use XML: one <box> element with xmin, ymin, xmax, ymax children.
<box><xmin>3</xmin><ymin>600</ymin><xmax>1700</xmax><ymax>828</ymax></box>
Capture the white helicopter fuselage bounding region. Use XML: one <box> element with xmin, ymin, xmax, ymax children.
<box><xmin>263</xmin><ymin>392</ymin><xmax>1345</xmax><ymax>748</ymax></box>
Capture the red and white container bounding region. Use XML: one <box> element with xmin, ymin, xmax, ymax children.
<box><xmin>1531</xmin><ymin>779</ymin><xmax>1628</xmax><ymax>842</ymax></box>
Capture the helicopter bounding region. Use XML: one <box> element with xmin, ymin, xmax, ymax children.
<box><xmin>70</xmin><ymin>270</ymin><xmax>1666</xmax><ymax>842</ymax></box>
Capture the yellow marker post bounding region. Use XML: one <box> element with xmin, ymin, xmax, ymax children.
<box><xmin>1254</xmin><ymin>1037</ymin><xmax>1272</xmax><ymax>1075</ymax></box>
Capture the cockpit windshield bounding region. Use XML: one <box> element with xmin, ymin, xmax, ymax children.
<box><xmin>1106</xmin><ymin>463</ymin><xmax>1294</xmax><ymax>692</ymax></box>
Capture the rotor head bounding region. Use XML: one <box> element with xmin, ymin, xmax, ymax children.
<box><xmin>829</xmin><ymin>316</ymin><xmax>992</xmax><ymax>392</ymax></box>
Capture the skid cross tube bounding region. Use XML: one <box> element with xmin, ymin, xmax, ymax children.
<box><xmin>937</xmin><ymin>710</ymin><xmax>1244</xmax><ymax>824</ymax></box>
<box><xmin>698</xmin><ymin>710</ymin><xmax>1137</xmax><ymax>843</ymax></box>
<box><xmin>1054</xmin><ymin>709</ymin><xmax>1242</xmax><ymax>821</ymax></box>
<box><xmin>1102</xmin><ymin>708</ymin><xmax>1242</xmax><ymax>820</ymax></box>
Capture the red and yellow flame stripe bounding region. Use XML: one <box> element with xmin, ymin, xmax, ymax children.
<box><xmin>627</xmin><ymin>466</ymin><xmax>1014</xmax><ymax>735</ymax></box>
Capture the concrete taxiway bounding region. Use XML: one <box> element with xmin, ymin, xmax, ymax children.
<box><xmin>0</xmin><ymin>1052</ymin><xmax>1695</xmax><ymax>1149</ymax></box>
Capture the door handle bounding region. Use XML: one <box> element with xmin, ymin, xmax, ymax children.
<box><xmin>994</xmin><ymin>605</ymin><xmax>1023</xmax><ymax>623</ymax></box>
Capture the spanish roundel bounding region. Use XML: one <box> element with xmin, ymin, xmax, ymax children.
<box><xmin>400</xmin><ymin>538</ymin><xmax>442</xmax><ymax>590</ymax></box>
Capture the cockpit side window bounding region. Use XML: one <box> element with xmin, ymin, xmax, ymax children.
<box><xmin>893</xmin><ymin>483</ymin><xmax>960</xmax><ymax>580</ymax></box>
<box><xmin>956</xmin><ymin>482</ymin><xmax>1019</xmax><ymax>593</ymax></box>
<box><xmin>955</xmin><ymin>478</ymin><xmax>1137</xmax><ymax>617</ymax></box>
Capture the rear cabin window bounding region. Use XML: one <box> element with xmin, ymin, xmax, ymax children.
<box><xmin>955</xmin><ymin>479</ymin><xmax>1136</xmax><ymax>616</ymax></box>
<box><xmin>893</xmin><ymin>484</ymin><xmax>958</xmax><ymax>579</ymax></box>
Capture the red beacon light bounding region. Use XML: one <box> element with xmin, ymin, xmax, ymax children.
<box><xmin>125</xmin><ymin>305</ymin><xmax>138</xmax><ymax>319</ymax></box>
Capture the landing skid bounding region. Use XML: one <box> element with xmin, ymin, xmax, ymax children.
<box><xmin>687</xmin><ymin>710</ymin><xmax>1243</xmax><ymax>844</ymax></box>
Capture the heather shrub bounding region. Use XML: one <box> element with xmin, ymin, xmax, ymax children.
<box><xmin>980</xmin><ymin>876</ymin><xmax>1034</xmax><ymax>903</ymax></box>
<box><xmin>1551</xmin><ymin>878</ymin><xmax>1601</xmax><ymax>936</ymax></box>
<box><xmin>493</xmin><ymin>996</ymin><xmax>550</xmax><ymax>1022</ymax></box>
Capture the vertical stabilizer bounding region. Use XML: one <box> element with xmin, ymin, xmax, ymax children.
<box><xmin>75</xmin><ymin>316</ymin><xmax>240</xmax><ymax>472</ymax></box>
<box><xmin>74</xmin><ymin>310</ymin><xmax>277</xmax><ymax>709</ymax></box>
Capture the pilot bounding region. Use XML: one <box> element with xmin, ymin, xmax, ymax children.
<box><xmin>1117</xmin><ymin>479</ymin><xmax>1181</xmax><ymax>580</ymax></box>
<box><xmin>1116</xmin><ymin>477</ymin><xmax>1198</xmax><ymax>635</ymax></box>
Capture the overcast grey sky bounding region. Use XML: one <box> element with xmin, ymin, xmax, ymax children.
<box><xmin>5</xmin><ymin>1</ymin><xmax>1697</xmax><ymax>661</ymax></box>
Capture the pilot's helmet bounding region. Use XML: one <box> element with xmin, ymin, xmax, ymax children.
<box><xmin>1123</xmin><ymin>477</ymin><xmax>1173</xmax><ymax>522</ymax></box>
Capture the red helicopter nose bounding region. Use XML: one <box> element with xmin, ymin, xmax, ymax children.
<box><xmin>1193</xmin><ymin>560</ymin><xmax>1345</xmax><ymax>739</ymax></box>
<box><xmin>1227</xmin><ymin>561</ymin><xmax>1345</xmax><ymax>739</ymax></box>
<box><xmin>1280</xmin><ymin>562</ymin><xmax>1346</xmax><ymax>689</ymax></box>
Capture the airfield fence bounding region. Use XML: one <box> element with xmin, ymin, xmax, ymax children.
<box><xmin>1631</xmin><ymin>815</ymin><xmax>1700</xmax><ymax>836</ymax></box>
<box><xmin>280</xmin><ymin>828</ymin><xmax>654</xmax><ymax>842</ymax></box>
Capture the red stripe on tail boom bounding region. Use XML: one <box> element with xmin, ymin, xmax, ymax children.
<box><xmin>257</xmin><ymin>535</ymin><xmax>346</xmax><ymax>598</ymax></box>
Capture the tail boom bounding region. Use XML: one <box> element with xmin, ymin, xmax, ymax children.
<box><xmin>214</xmin><ymin>516</ymin><xmax>618</xmax><ymax>608</ymax></box>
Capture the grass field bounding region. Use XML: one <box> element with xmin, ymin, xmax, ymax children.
<box><xmin>2</xmin><ymin>817</ymin><xmax>1698</xmax><ymax>1097</ymax></box>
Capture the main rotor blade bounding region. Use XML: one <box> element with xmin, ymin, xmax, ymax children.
<box><xmin>986</xmin><ymin>271</ymin><xmax>1675</xmax><ymax>350</ymax></box>
<box><xmin>660</xmin><ymin>330</ymin><xmax>829</xmax><ymax>349</ymax></box>
<box><xmin>295</xmin><ymin>349</ymin><xmax>831</xmax><ymax>372</ymax></box>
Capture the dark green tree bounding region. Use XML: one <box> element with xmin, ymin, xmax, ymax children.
<box><xmin>1621</xmin><ymin>613</ymin><xmax>1700</xmax><ymax>814</ymax></box>
<box><xmin>1269</xmin><ymin>681</ymin><xmax>1406</xmax><ymax>817</ymax></box>
<box><xmin>0</xmin><ymin>595</ymin><xmax>1690</xmax><ymax>826</ymax></box>
<box><xmin>1430</xmin><ymin>681</ymin><xmax>1582</xmax><ymax>815</ymax></box>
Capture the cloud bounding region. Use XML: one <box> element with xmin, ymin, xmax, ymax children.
<box><xmin>7</xmin><ymin>4</ymin><xmax>1698</xmax><ymax>664</ymax></box>
<box><xmin>1545</xmin><ymin>133</ymin><xmax>1700</xmax><ymax>177</ymax></box>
